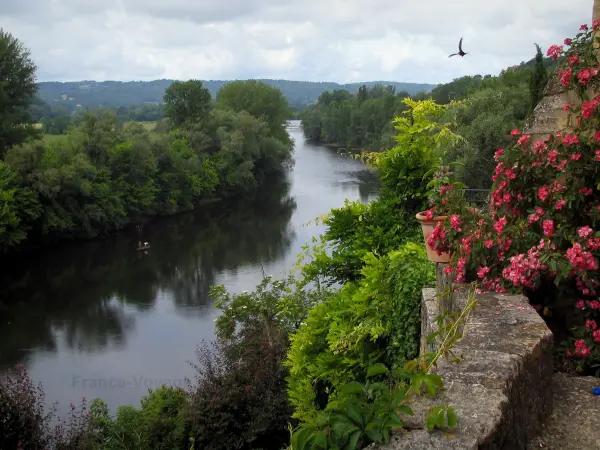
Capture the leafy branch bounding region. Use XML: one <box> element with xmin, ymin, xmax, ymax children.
<box><xmin>289</xmin><ymin>282</ymin><xmax>479</xmax><ymax>449</ymax></box>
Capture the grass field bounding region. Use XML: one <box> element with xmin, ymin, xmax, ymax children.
<box><xmin>34</xmin><ymin>121</ymin><xmax>159</xmax><ymax>145</ymax></box>
<box><xmin>42</xmin><ymin>134</ymin><xmax>69</xmax><ymax>144</ymax></box>
<box><xmin>137</xmin><ymin>121</ymin><xmax>156</xmax><ymax>131</ymax></box>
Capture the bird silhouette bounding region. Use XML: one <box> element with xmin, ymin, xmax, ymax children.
<box><xmin>449</xmin><ymin>37</ymin><xmax>467</xmax><ymax>58</ymax></box>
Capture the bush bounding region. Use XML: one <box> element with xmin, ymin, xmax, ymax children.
<box><xmin>434</xmin><ymin>22</ymin><xmax>600</xmax><ymax>373</ymax></box>
<box><xmin>286</xmin><ymin>242</ymin><xmax>434</xmax><ymax>421</ymax></box>
<box><xmin>0</xmin><ymin>364</ymin><xmax>93</xmax><ymax>449</ymax></box>
<box><xmin>90</xmin><ymin>386</ymin><xmax>186</xmax><ymax>450</ymax></box>
<box><xmin>300</xmin><ymin>197</ymin><xmax>421</xmax><ymax>286</ymax></box>
<box><xmin>183</xmin><ymin>325</ymin><xmax>293</xmax><ymax>450</ymax></box>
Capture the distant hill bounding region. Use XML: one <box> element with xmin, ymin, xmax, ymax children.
<box><xmin>36</xmin><ymin>79</ymin><xmax>436</xmax><ymax>110</ymax></box>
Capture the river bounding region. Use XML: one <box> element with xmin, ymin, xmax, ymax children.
<box><xmin>0</xmin><ymin>120</ymin><xmax>380</xmax><ymax>415</ymax></box>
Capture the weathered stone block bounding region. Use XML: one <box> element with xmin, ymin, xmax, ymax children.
<box><xmin>373</xmin><ymin>290</ymin><xmax>554</xmax><ymax>450</ymax></box>
<box><xmin>419</xmin><ymin>287</ymin><xmax>438</xmax><ymax>356</ymax></box>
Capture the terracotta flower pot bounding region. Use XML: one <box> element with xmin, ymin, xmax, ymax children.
<box><xmin>415</xmin><ymin>211</ymin><xmax>451</xmax><ymax>263</ymax></box>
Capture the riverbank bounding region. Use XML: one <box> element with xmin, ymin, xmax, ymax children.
<box><xmin>307</xmin><ymin>140</ymin><xmax>377</xmax><ymax>154</ymax></box>
<box><xmin>0</xmin><ymin>184</ymin><xmax>271</xmax><ymax>259</ymax></box>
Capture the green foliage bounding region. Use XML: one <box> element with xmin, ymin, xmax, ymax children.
<box><xmin>290</xmin><ymin>369</ymin><xmax>411</xmax><ymax>449</ymax></box>
<box><xmin>299</xmin><ymin>99</ymin><xmax>453</xmax><ymax>286</ymax></box>
<box><xmin>446</xmin><ymin>83</ymin><xmax>529</xmax><ymax>188</ymax></box>
<box><xmin>425</xmin><ymin>405</ymin><xmax>457</xmax><ymax>432</ymax></box>
<box><xmin>529</xmin><ymin>43</ymin><xmax>549</xmax><ymax>116</ymax></box>
<box><xmin>299</xmin><ymin>85</ymin><xmax>411</xmax><ymax>151</ymax></box>
<box><xmin>0</xmin><ymin>161</ymin><xmax>40</xmax><ymax>252</ymax></box>
<box><xmin>286</xmin><ymin>243</ymin><xmax>434</xmax><ymax>422</ymax></box>
<box><xmin>215</xmin><ymin>80</ymin><xmax>293</xmax><ymax>145</ymax></box>
<box><xmin>299</xmin><ymin>198</ymin><xmax>421</xmax><ymax>285</ymax></box>
<box><xmin>41</xmin><ymin>114</ymin><xmax>72</xmax><ymax>135</ymax></box>
<box><xmin>289</xmin><ymin>284</ymin><xmax>477</xmax><ymax>450</ymax></box>
<box><xmin>164</xmin><ymin>80</ymin><xmax>212</xmax><ymax>128</ymax></box>
<box><xmin>183</xmin><ymin>322</ymin><xmax>293</xmax><ymax>450</ymax></box>
<box><xmin>0</xmin><ymin>28</ymin><xmax>40</xmax><ymax>158</ymax></box>
<box><xmin>362</xmin><ymin>98</ymin><xmax>461</xmax><ymax>209</ymax></box>
<box><xmin>211</xmin><ymin>274</ymin><xmax>332</xmax><ymax>342</ymax></box>
<box><xmin>90</xmin><ymin>386</ymin><xmax>186</xmax><ymax>449</ymax></box>
<box><xmin>207</xmin><ymin>108</ymin><xmax>294</xmax><ymax>191</ymax></box>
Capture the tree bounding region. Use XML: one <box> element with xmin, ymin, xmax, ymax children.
<box><xmin>163</xmin><ymin>80</ymin><xmax>212</xmax><ymax>128</ymax></box>
<box><xmin>528</xmin><ymin>43</ymin><xmax>548</xmax><ymax>116</ymax></box>
<box><xmin>0</xmin><ymin>29</ymin><xmax>40</xmax><ymax>158</ymax></box>
<box><xmin>215</xmin><ymin>80</ymin><xmax>291</xmax><ymax>143</ymax></box>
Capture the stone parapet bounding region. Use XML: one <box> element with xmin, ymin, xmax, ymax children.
<box><xmin>372</xmin><ymin>289</ymin><xmax>554</xmax><ymax>449</ymax></box>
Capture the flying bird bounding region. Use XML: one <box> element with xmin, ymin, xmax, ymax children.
<box><xmin>449</xmin><ymin>37</ymin><xmax>468</xmax><ymax>58</ymax></box>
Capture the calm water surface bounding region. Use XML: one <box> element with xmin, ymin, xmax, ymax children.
<box><xmin>0</xmin><ymin>120</ymin><xmax>379</xmax><ymax>414</ymax></box>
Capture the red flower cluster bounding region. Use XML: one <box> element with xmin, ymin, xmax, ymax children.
<box><xmin>566</xmin><ymin>243</ymin><xmax>598</xmax><ymax>271</ymax></box>
<box><xmin>438</xmin><ymin>23</ymin><xmax>600</xmax><ymax>371</ymax></box>
<box><xmin>501</xmin><ymin>242</ymin><xmax>548</xmax><ymax>289</ymax></box>
<box><xmin>426</xmin><ymin>222</ymin><xmax>449</xmax><ymax>256</ymax></box>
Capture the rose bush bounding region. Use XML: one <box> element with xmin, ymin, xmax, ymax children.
<box><xmin>428</xmin><ymin>21</ymin><xmax>600</xmax><ymax>374</ymax></box>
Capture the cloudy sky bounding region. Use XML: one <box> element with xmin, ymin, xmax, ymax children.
<box><xmin>1</xmin><ymin>0</ymin><xmax>593</xmax><ymax>84</ymax></box>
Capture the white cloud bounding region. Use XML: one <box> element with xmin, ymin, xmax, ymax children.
<box><xmin>0</xmin><ymin>0</ymin><xmax>592</xmax><ymax>84</ymax></box>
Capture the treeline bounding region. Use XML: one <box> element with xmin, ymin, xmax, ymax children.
<box><xmin>300</xmin><ymin>85</ymin><xmax>414</xmax><ymax>151</ymax></box>
<box><xmin>300</xmin><ymin>46</ymin><xmax>556</xmax><ymax>188</ymax></box>
<box><xmin>36</xmin><ymin>79</ymin><xmax>436</xmax><ymax>110</ymax></box>
<box><xmin>0</xmin><ymin>29</ymin><xmax>294</xmax><ymax>254</ymax></box>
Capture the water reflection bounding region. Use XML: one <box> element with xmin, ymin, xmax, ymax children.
<box><xmin>0</xmin><ymin>179</ymin><xmax>296</xmax><ymax>369</ymax></box>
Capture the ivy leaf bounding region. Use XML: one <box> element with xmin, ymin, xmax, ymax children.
<box><xmin>331</xmin><ymin>420</ymin><xmax>360</xmax><ymax>438</ymax></box>
<box><xmin>364</xmin><ymin>425</ymin><xmax>384</xmax><ymax>443</ymax></box>
<box><xmin>338</xmin><ymin>381</ymin><xmax>366</xmax><ymax>397</ymax></box>
<box><xmin>446</xmin><ymin>407</ymin><xmax>458</xmax><ymax>428</ymax></box>
<box><xmin>368</xmin><ymin>382</ymin><xmax>388</xmax><ymax>393</ymax></box>
<box><xmin>366</xmin><ymin>363</ymin><xmax>389</xmax><ymax>378</ymax></box>
<box><xmin>344</xmin><ymin>401</ymin><xmax>365</xmax><ymax>428</ymax></box>
<box><xmin>345</xmin><ymin>430</ymin><xmax>361</xmax><ymax>450</ymax></box>
<box><xmin>292</xmin><ymin>427</ymin><xmax>316</xmax><ymax>450</ymax></box>
<box><xmin>395</xmin><ymin>405</ymin><xmax>413</xmax><ymax>416</ymax></box>
<box><xmin>312</xmin><ymin>430</ymin><xmax>328</xmax><ymax>449</ymax></box>
<box><xmin>425</xmin><ymin>412</ymin><xmax>438</xmax><ymax>431</ymax></box>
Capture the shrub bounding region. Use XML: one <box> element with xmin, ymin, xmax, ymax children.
<box><xmin>286</xmin><ymin>242</ymin><xmax>434</xmax><ymax>421</ymax></box>
<box><xmin>299</xmin><ymin>197</ymin><xmax>421</xmax><ymax>285</ymax></box>
<box><xmin>90</xmin><ymin>386</ymin><xmax>186</xmax><ymax>450</ymax></box>
<box><xmin>0</xmin><ymin>364</ymin><xmax>93</xmax><ymax>449</ymax></box>
<box><xmin>432</xmin><ymin>22</ymin><xmax>600</xmax><ymax>373</ymax></box>
<box><xmin>182</xmin><ymin>325</ymin><xmax>293</xmax><ymax>450</ymax></box>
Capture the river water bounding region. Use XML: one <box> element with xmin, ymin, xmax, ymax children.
<box><xmin>0</xmin><ymin>120</ymin><xmax>379</xmax><ymax>415</ymax></box>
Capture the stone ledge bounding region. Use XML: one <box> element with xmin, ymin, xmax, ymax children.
<box><xmin>373</xmin><ymin>289</ymin><xmax>554</xmax><ymax>449</ymax></box>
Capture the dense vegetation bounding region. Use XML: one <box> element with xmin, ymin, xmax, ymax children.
<box><xmin>2</xmin><ymin>88</ymin><xmax>467</xmax><ymax>449</ymax></box>
<box><xmin>0</xmin><ymin>31</ymin><xmax>294</xmax><ymax>255</ymax></box>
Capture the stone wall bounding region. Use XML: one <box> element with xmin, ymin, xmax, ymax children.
<box><xmin>372</xmin><ymin>287</ymin><xmax>554</xmax><ymax>450</ymax></box>
<box><xmin>524</xmin><ymin>76</ymin><xmax>579</xmax><ymax>143</ymax></box>
<box><xmin>525</xmin><ymin>0</ymin><xmax>600</xmax><ymax>141</ymax></box>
